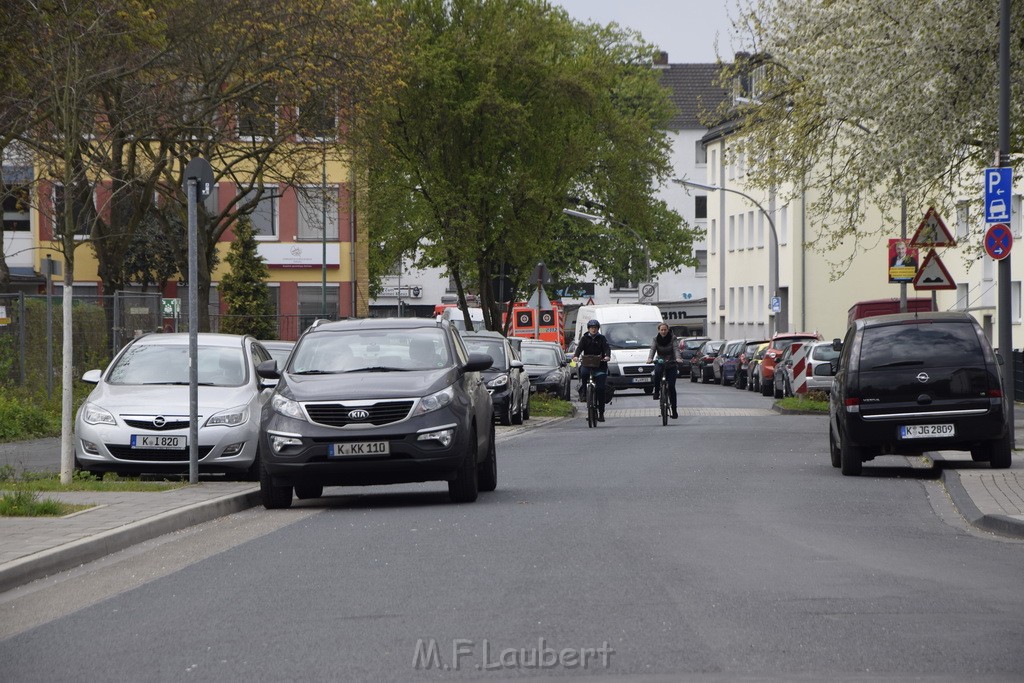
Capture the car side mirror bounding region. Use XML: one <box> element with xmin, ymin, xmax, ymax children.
<box><xmin>510</xmin><ymin>360</ymin><xmax>524</xmax><ymax>370</ymax></box>
<box><xmin>256</xmin><ymin>359</ymin><xmax>280</xmax><ymax>380</ymax></box>
<box><xmin>464</xmin><ymin>352</ymin><xmax>492</xmax><ymax>373</ymax></box>
<box><xmin>832</xmin><ymin>338</ymin><xmax>843</xmax><ymax>352</ymax></box>
<box><xmin>81</xmin><ymin>369</ymin><xmax>102</xmax><ymax>384</ymax></box>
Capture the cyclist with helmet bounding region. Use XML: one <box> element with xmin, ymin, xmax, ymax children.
<box><xmin>572</xmin><ymin>319</ymin><xmax>611</xmax><ymax>421</ymax></box>
<box><xmin>646</xmin><ymin>322</ymin><xmax>682</xmax><ymax>419</ymax></box>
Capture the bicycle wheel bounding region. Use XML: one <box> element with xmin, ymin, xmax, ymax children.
<box><xmin>660</xmin><ymin>379</ymin><xmax>668</xmax><ymax>426</ymax></box>
<box><xmin>586</xmin><ymin>382</ymin><xmax>597</xmax><ymax>428</ymax></box>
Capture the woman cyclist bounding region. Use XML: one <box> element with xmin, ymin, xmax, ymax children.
<box><xmin>646</xmin><ymin>323</ymin><xmax>682</xmax><ymax>419</ymax></box>
<box><xmin>572</xmin><ymin>319</ymin><xmax>611</xmax><ymax>422</ymax></box>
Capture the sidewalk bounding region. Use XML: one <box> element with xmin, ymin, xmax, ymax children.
<box><xmin>2</xmin><ymin>414</ymin><xmax>1022</xmax><ymax>595</ymax></box>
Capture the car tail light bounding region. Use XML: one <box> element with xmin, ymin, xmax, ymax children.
<box><xmin>844</xmin><ymin>397</ymin><xmax>860</xmax><ymax>413</ymax></box>
<box><xmin>987</xmin><ymin>388</ymin><xmax>1003</xmax><ymax>398</ymax></box>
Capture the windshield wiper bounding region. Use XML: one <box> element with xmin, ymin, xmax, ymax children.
<box><xmin>871</xmin><ymin>360</ymin><xmax>924</xmax><ymax>369</ymax></box>
<box><xmin>342</xmin><ymin>366</ymin><xmax>409</xmax><ymax>373</ymax></box>
<box><xmin>290</xmin><ymin>370</ymin><xmax>342</xmax><ymax>375</ymax></box>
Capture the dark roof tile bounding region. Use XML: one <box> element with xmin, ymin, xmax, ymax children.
<box><xmin>657</xmin><ymin>63</ymin><xmax>731</xmax><ymax>130</ymax></box>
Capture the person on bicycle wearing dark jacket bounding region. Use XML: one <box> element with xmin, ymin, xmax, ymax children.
<box><xmin>646</xmin><ymin>323</ymin><xmax>682</xmax><ymax>419</ymax></box>
<box><xmin>572</xmin><ymin>319</ymin><xmax>611</xmax><ymax>421</ymax></box>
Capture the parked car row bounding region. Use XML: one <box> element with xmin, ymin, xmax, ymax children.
<box><xmin>687</xmin><ymin>332</ymin><xmax>830</xmax><ymax>399</ymax></box>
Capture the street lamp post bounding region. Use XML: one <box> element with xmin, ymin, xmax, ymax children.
<box><xmin>673</xmin><ymin>178</ymin><xmax>779</xmax><ymax>335</ymax></box>
<box><xmin>562</xmin><ymin>207</ymin><xmax>650</xmax><ymax>283</ymax></box>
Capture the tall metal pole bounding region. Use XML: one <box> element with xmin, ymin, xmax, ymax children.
<box><xmin>187</xmin><ymin>178</ymin><xmax>199</xmax><ymax>484</ymax></box>
<box><xmin>900</xmin><ymin>195</ymin><xmax>907</xmax><ymax>313</ymax></box>
<box><xmin>321</xmin><ymin>142</ymin><xmax>328</xmax><ymax>318</ymax></box>
<box><xmin>45</xmin><ymin>254</ymin><xmax>53</xmax><ymax>400</ymax></box>
<box><xmin>997</xmin><ymin>0</ymin><xmax>1014</xmax><ymax>440</ymax></box>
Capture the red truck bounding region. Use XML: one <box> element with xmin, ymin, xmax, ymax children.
<box><xmin>847</xmin><ymin>298</ymin><xmax>934</xmax><ymax>326</ymax></box>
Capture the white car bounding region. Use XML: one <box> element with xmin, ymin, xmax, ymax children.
<box><xmin>777</xmin><ymin>340</ymin><xmax>840</xmax><ymax>396</ymax></box>
<box><xmin>74</xmin><ymin>333</ymin><xmax>274</xmax><ymax>478</ymax></box>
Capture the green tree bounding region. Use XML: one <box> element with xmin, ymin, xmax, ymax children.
<box><xmin>219</xmin><ymin>217</ymin><xmax>276</xmax><ymax>339</ymax></box>
<box><xmin>358</xmin><ymin>0</ymin><xmax>695</xmax><ymax>330</ymax></box>
<box><xmin>719</xmin><ymin>0</ymin><xmax>1024</xmax><ymax>270</ymax></box>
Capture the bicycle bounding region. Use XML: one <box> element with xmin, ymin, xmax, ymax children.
<box><xmin>655</xmin><ymin>359</ymin><xmax>670</xmax><ymax>426</ymax></box>
<box><xmin>579</xmin><ymin>354</ymin><xmax>603</xmax><ymax>428</ymax></box>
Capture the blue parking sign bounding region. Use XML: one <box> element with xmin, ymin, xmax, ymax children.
<box><xmin>984</xmin><ymin>167</ymin><xmax>1013</xmax><ymax>223</ymax></box>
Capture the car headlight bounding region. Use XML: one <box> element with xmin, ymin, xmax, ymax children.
<box><xmin>486</xmin><ymin>374</ymin><xmax>509</xmax><ymax>389</ymax></box>
<box><xmin>205</xmin><ymin>405</ymin><xmax>249</xmax><ymax>427</ymax></box>
<box><xmin>82</xmin><ymin>403</ymin><xmax>116</xmax><ymax>426</ymax></box>
<box><xmin>272</xmin><ymin>394</ymin><xmax>305</xmax><ymax>420</ymax></box>
<box><xmin>414</xmin><ymin>386</ymin><xmax>455</xmax><ymax>416</ymax></box>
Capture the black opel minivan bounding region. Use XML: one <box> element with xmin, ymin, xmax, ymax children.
<box><xmin>828</xmin><ymin>312</ymin><xmax>1011</xmax><ymax>476</ymax></box>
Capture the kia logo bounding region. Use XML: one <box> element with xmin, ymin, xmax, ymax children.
<box><xmin>153</xmin><ymin>416</ymin><xmax>166</xmax><ymax>427</ymax></box>
<box><xmin>916</xmin><ymin>372</ymin><xmax>930</xmax><ymax>383</ymax></box>
<box><xmin>348</xmin><ymin>409</ymin><xmax>370</xmax><ymax>420</ymax></box>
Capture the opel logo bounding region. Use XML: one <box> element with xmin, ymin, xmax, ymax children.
<box><xmin>348</xmin><ymin>409</ymin><xmax>370</xmax><ymax>420</ymax></box>
<box><xmin>153</xmin><ymin>416</ymin><xmax>166</xmax><ymax>427</ymax></box>
<box><xmin>916</xmin><ymin>372</ymin><xmax>930</xmax><ymax>383</ymax></box>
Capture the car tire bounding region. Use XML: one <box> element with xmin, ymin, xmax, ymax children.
<box><xmin>449</xmin><ymin>429</ymin><xmax>480</xmax><ymax>503</ymax></box>
<box><xmin>523</xmin><ymin>393</ymin><xmax>531</xmax><ymax>420</ymax></box>
<box><xmin>828</xmin><ymin>426</ymin><xmax>841</xmax><ymax>468</ymax></box>
<box><xmin>690</xmin><ymin>370</ymin><xmax>698</xmax><ymax>383</ymax></box>
<box><xmin>511</xmin><ymin>395</ymin><xmax>524</xmax><ymax>425</ymax></box>
<box><xmin>644</xmin><ymin>387</ymin><xmax>654</xmax><ymax>395</ymax></box>
<box><xmin>702</xmin><ymin>368</ymin><xmax>710</xmax><ymax>384</ymax></box>
<box><xmin>761</xmin><ymin>376</ymin><xmax>773</xmax><ymax>396</ymax></box>
<box><xmin>294</xmin><ymin>483</ymin><xmax>323</xmax><ymax>500</ymax></box>
<box><xmin>499</xmin><ymin>400</ymin><xmax>512</xmax><ymax>426</ymax></box>
<box><xmin>259</xmin><ymin>457</ymin><xmax>293</xmax><ymax>509</ymax></box>
<box><xmin>974</xmin><ymin>430</ymin><xmax>1013</xmax><ymax>469</ymax></box>
<box><xmin>477</xmin><ymin>427</ymin><xmax>497</xmax><ymax>492</ymax></box>
<box><xmin>773</xmin><ymin>380</ymin><xmax>783</xmax><ymax>399</ymax></box>
<box><xmin>839</xmin><ymin>429</ymin><xmax>863</xmax><ymax>476</ymax></box>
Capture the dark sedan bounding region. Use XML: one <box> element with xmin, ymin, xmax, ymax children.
<box><xmin>520</xmin><ymin>340</ymin><xmax>571</xmax><ymax>400</ymax></box>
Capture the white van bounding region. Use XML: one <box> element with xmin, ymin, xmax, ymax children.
<box><xmin>574</xmin><ymin>304</ymin><xmax>663</xmax><ymax>394</ymax></box>
<box><xmin>438</xmin><ymin>306</ymin><xmax>485</xmax><ymax>332</ymax></box>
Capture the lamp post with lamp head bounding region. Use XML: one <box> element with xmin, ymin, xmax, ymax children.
<box><xmin>673</xmin><ymin>178</ymin><xmax>780</xmax><ymax>336</ymax></box>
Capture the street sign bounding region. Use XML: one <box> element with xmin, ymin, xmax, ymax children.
<box><xmin>984</xmin><ymin>223</ymin><xmax>1013</xmax><ymax>260</ymax></box>
<box><xmin>912</xmin><ymin>250</ymin><xmax>956</xmax><ymax>290</ymax></box>
<box><xmin>770</xmin><ymin>296</ymin><xmax>781</xmax><ymax>313</ymax></box>
<box><xmin>161</xmin><ymin>298</ymin><xmax>180</xmax><ymax>317</ymax></box>
<box><xmin>910</xmin><ymin>207</ymin><xmax>955</xmax><ymax>247</ymax></box>
<box><xmin>183</xmin><ymin>157</ymin><xmax>214</xmax><ymax>199</ymax></box>
<box><xmin>638</xmin><ymin>282</ymin><xmax>658</xmax><ymax>304</ymax></box>
<box><xmin>984</xmin><ymin>167</ymin><xmax>1013</xmax><ymax>223</ymax></box>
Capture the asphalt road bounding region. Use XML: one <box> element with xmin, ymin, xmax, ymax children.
<box><xmin>3</xmin><ymin>382</ymin><xmax>1024</xmax><ymax>682</ymax></box>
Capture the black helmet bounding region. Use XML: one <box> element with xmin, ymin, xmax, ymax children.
<box><xmin>587</xmin><ymin>319</ymin><xmax>600</xmax><ymax>328</ymax></box>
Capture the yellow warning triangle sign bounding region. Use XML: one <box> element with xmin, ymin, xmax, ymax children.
<box><xmin>912</xmin><ymin>250</ymin><xmax>956</xmax><ymax>290</ymax></box>
<box><xmin>910</xmin><ymin>206</ymin><xmax>956</xmax><ymax>247</ymax></box>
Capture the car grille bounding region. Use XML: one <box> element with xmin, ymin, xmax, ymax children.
<box><xmin>123</xmin><ymin>418</ymin><xmax>191</xmax><ymax>431</ymax></box>
<box><xmin>106</xmin><ymin>445</ymin><xmax>215</xmax><ymax>461</ymax></box>
<box><xmin>305</xmin><ymin>400</ymin><xmax>415</xmax><ymax>427</ymax></box>
<box><xmin>622</xmin><ymin>365</ymin><xmax>653</xmax><ymax>376</ymax></box>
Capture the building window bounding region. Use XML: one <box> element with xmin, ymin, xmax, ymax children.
<box><xmin>695</xmin><ymin>195</ymin><xmax>707</xmax><ymax>220</ymax></box>
<box><xmin>695</xmin><ymin>140</ymin><xmax>707</xmax><ymax>165</ymax></box>
<box><xmin>297</xmin><ymin>186</ymin><xmax>339</xmax><ymax>240</ymax></box>
<box><xmin>779</xmin><ymin>205</ymin><xmax>788</xmax><ymax>245</ymax></box>
<box><xmin>52</xmin><ymin>184</ymin><xmax>93</xmax><ymax>238</ymax></box>
<box><xmin>238</xmin><ymin>187</ymin><xmax>277</xmax><ymax>238</ymax></box>
<box><xmin>1013</xmin><ymin>281</ymin><xmax>1021</xmax><ymax>324</ymax></box>
<box><xmin>710</xmin><ymin>218</ymin><xmax>716</xmax><ymax>253</ymax></box>
<box><xmin>757</xmin><ymin>212</ymin><xmax>765</xmax><ymax>248</ymax></box>
<box><xmin>956</xmin><ymin>201</ymin><xmax>970</xmax><ymax>241</ymax></box>
<box><xmin>955</xmin><ymin>283</ymin><xmax>969</xmax><ymax>311</ymax></box>
<box><xmin>738</xmin><ymin>287</ymin><xmax>745</xmax><ymax>323</ymax></box>
<box><xmin>297</xmin><ymin>96</ymin><xmax>337</xmax><ymax>140</ymax></box>
<box><xmin>236</xmin><ymin>88</ymin><xmax>277</xmax><ymax>139</ymax></box>
<box><xmin>695</xmin><ymin>249</ymin><xmax>707</xmax><ymax>276</ymax></box>
<box><xmin>737</xmin><ymin>213</ymin><xmax>745</xmax><ymax>250</ymax></box>
<box><xmin>710</xmin><ymin>149</ymin><xmax>717</xmax><ymax>180</ymax></box>
<box><xmin>747</xmin><ymin>210</ymin><xmax>755</xmax><ymax>248</ymax></box>
<box><xmin>612</xmin><ymin>274</ymin><xmax>638</xmax><ymax>291</ymax></box>
<box><xmin>728</xmin><ymin>215</ymin><xmax>735</xmax><ymax>251</ymax></box>
<box><xmin>2</xmin><ymin>179</ymin><xmax>30</xmax><ymax>232</ymax></box>
<box><xmin>298</xmin><ymin>283</ymin><xmax>338</xmax><ymax>327</ymax></box>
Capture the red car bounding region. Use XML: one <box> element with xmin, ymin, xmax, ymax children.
<box><xmin>759</xmin><ymin>332</ymin><xmax>822</xmax><ymax>397</ymax></box>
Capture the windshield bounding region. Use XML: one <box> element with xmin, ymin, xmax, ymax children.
<box><xmin>684</xmin><ymin>339</ymin><xmax>709</xmax><ymax>350</ymax></box>
<box><xmin>461</xmin><ymin>338</ymin><xmax>509</xmax><ymax>370</ymax></box>
<box><xmin>108</xmin><ymin>344</ymin><xmax>246</xmax><ymax>387</ymax></box>
<box><xmin>290</xmin><ymin>329</ymin><xmax>451</xmax><ymax>373</ymax></box>
<box><xmin>603</xmin><ymin>322</ymin><xmax>662</xmax><ymax>350</ymax></box>
<box><xmin>521</xmin><ymin>346</ymin><xmax>561</xmax><ymax>366</ymax></box>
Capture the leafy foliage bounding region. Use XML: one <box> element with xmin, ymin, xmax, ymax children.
<box><xmin>358</xmin><ymin>0</ymin><xmax>696</xmax><ymax>329</ymax></box>
<box><xmin>719</xmin><ymin>0</ymin><xmax>1024</xmax><ymax>271</ymax></box>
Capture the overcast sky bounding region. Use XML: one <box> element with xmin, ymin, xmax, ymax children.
<box><xmin>553</xmin><ymin>0</ymin><xmax>742</xmax><ymax>64</ymax></box>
